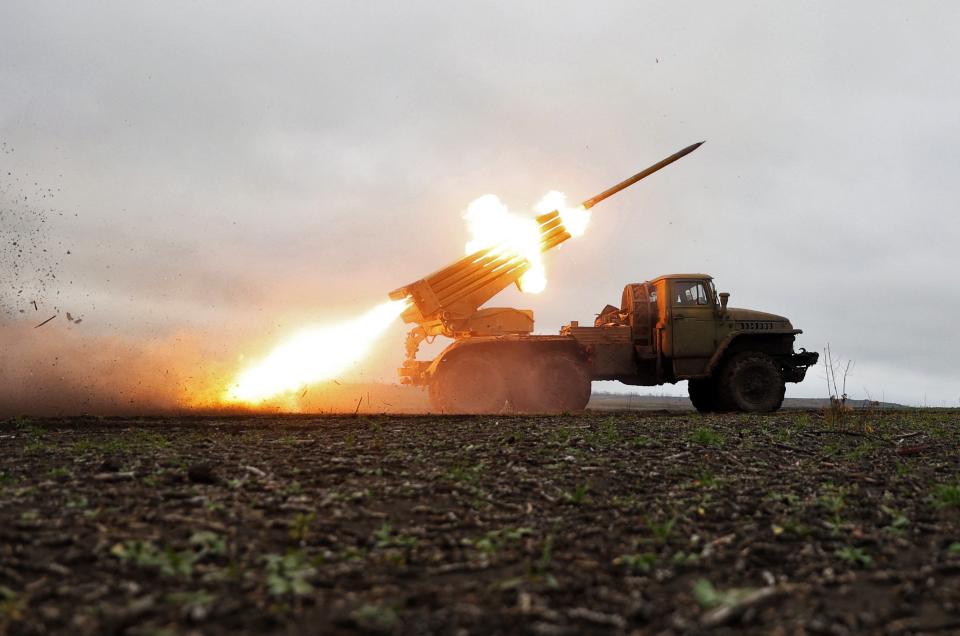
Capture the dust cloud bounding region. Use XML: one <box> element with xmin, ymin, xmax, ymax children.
<box><xmin>1</xmin><ymin>322</ymin><xmax>223</xmax><ymax>416</ymax></box>
<box><xmin>0</xmin><ymin>320</ymin><xmax>429</xmax><ymax>417</ymax></box>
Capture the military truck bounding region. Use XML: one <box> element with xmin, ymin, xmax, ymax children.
<box><xmin>389</xmin><ymin>144</ymin><xmax>818</xmax><ymax>413</ymax></box>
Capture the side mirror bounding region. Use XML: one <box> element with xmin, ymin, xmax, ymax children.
<box><xmin>719</xmin><ymin>292</ymin><xmax>730</xmax><ymax>313</ymax></box>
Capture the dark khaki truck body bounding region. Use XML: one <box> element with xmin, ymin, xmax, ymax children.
<box><xmin>569</xmin><ymin>274</ymin><xmax>813</xmax><ymax>383</ymax></box>
<box><xmin>399</xmin><ymin>273</ymin><xmax>817</xmax><ymax>414</ymax></box>
<box><xmin>387</xmin><ymin>145</ymin><xmax>817</xmax><ymax>413</ymax></box>
<box><xmin>561</xmin><ymin>274</ymin><xmax>817</xmax><ymax>412</ymax></box>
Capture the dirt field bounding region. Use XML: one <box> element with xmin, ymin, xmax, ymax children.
<box><xmin>1</xmin><ymin>410</ymin><xmax>958</xmax><ymax>635</ymax></box>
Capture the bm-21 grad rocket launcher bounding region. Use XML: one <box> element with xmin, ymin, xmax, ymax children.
<box><xmin>389</xmin><ymin>140</ymin><xmax>816</xmax><ymax>414</ymax></box>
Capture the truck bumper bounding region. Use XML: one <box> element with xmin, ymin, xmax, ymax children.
<box><xmin>782</xmin><ymin>349</ymin><xmax>819</xmax><ymax>383</ymax></box>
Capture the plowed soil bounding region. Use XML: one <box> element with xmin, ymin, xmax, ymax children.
<box><xmin>2</xmin><ymin>410</ymin><xmax>959</xmax><ymax>635</ymax></box>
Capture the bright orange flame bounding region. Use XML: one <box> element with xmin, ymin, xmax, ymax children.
<box><xmin>224</xmin><ymin>189</ymin><xmax>591</xmax><ymax>404</ymax></box>
<box><xmin>536</xmin><ymin>190</ymin><xmax>591</xmax><ymax>239</ymax></box>
<box><xmin>223</xmin><ymin>299</ymin><xmax>409</xmax><ymax>404</ymax></box>
<box><xmin>463</xmin><ymin>194</ymin><xmax>546</xmax><ymax>293</ymax></box>
<box><xmin>463</xmin><ymin>190</ymin><xmax>590</xmax><ymax>293</ymax></box>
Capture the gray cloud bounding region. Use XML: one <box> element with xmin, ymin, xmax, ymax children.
<box><xmin>2</xmin><ymin>0</ymin><xmax>958</xmax><ymax>409</ymax></box>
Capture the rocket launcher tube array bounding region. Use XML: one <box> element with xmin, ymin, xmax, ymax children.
<box><xmin>388</xmin><ymin>141</ymin><xmax>704</xmax><ymax>327</ymax></box>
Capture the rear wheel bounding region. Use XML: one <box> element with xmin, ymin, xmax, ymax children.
<box><xmin>429</xmin><ymin>352</ymin><xmax>508</xmax><ymax>414</ymax></box>
<box><xmin>510</xmin><ymin>350</ymin><xmax>591</xmax><ymax>413</ymax></box>
<box><xmin>717</xmin><ymin>352</ymin><xmax>785</xmax><ymax>413</ymax></box>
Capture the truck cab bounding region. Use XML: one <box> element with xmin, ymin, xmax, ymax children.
<box><xmin>660</xmin><ymin>274</ymin><xmax>722</xmax><ymax>375</ymax></box>
<box><xmin>586</xmin><ymin>274</ymin><xmax>818</xmax><ymax>412</ymax></box>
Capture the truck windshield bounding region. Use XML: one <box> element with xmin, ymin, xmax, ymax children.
<box><xmin>673</xmin><ymin>281</ymin><xmax>710</xmax><ymax>306</ymax></box>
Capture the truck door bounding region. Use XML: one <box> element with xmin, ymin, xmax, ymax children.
<box><xmin>669</xmin><ymin>279</ymin><xmax>716</xmax><ymax>375</ymax></box>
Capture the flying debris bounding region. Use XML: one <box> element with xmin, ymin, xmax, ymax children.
<box><xmin>34</xmin><ymin>315</ymin><xmax>56</xmax><ymax>328</ymax></box>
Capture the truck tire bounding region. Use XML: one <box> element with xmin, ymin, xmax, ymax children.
<box><xmin>717</xmin><ymin>352</ymin><xmax>785</xmax><ymax>413</ymax></box>
<box><xmin>510</xmin><ymin>350</ymin><xmax>591</xmax><ymax>413</ymax></box>
<box><xmin>429</xmin><ymin>351</ymin><xmax>509</xmax><ymax>414</ymax></box>
<box><xmin>688</xmin><ymin>378</ymin><xmax>719</xmax><ymax>413</ymax></box>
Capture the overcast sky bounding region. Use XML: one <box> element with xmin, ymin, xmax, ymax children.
<box><xmin>2</xmin><ymin>1</ymin><xmax>959</xmax><ymax>410</ymax></box>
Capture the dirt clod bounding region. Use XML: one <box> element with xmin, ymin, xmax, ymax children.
<box><xmin>186</xmin><ymin>463</ymin><xmax>219</xmax><ymax>484</ymax></box>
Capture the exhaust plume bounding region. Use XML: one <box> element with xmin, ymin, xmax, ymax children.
<box><xmin>463</xmin><ymin>190</ymin><xmax>589</xmax><ymax>294</ymax></box>
<box><xmin>223</xmin><ymin>298</ymin><xmax>410</xmax><ymax>405</ymax></box>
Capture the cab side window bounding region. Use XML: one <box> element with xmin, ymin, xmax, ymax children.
<box><xmin>673</xmin><ymin>281</ymin><xmax>709</xmax><ymax>306</ymax></box>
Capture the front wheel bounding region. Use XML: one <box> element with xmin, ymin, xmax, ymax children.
<box><xmin>717</xmin><ymin>352</ymin><xmax>785</xmax><ymax>413</ymax></box>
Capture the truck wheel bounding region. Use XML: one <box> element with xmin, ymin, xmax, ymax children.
<box><xmin>429</xmin><ymin>352</ymin><xmax>508</xmax><ymax>413</ymax></box>
<box><xmin>717</xmin><ymin>352</ymin><xmax>785</xmax><ymax>413</ymax></box>
<box><xmin>687</xmin><ymin>378</ymin><xmax>718</xmax><ymax>413</ymax></box>
<box><xmin>511</xmin><ymin>350</ymin><xmax>591</xmax><ymax>413</ymax></box>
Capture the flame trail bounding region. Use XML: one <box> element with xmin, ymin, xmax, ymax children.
<box><xmin>463</xmin><ymin>190</ymin><xmax>588</xmax><ymax>294</ymax></box>
<box><xmin>224</xmin><ymin>191</ymin><xmax>588</xmax><ymax>405</ymax></box>
<box><xmin>538</xmin><ymin>190</ymin><xmax>591</xmax><ymax>239</ymax></box>
<box><xmin>223</xmin><ymin>298</ymin><xmax>409</xmax><ymax>404</ymax></box>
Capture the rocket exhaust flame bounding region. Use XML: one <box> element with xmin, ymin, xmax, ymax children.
<box><xmin>223</xmin><ymin>298</ymin><xmax>410</xmax><ymax>404</ymax></box>
<box><xmin>463</xmin><ymin>190</ymin><xmax>587</xmax><ymax>294</ymax></box>
<box><xmin>223</xmin><ymin>187</ymin><xmax>582</xmax><ymax>406</ymax></box>
<box><xmin>463</xmin><ymin>194</ymin><xmax>545</xmax><ymax>293</ymax></box>
<box><xmin>457</xmin><ymin>141</ymin><xmax>704</xmax><ymax>297</ymax></box>
<box><xmin>226</xmin><ymin>190</ymin><xmax>599</xmax><ymax>405</ymax></box>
